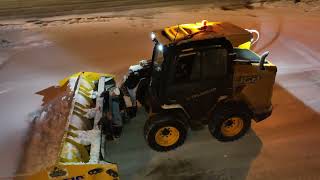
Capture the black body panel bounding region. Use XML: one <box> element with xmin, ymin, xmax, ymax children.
<box><xmin>149</xmin><ymin>38</ymin><xmax>235</xmax><ymax>121</ymax></box>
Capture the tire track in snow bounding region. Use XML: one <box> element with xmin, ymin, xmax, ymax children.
<box><xmin>0</xmin><ymin>88</ymin><xmax>12</xmax><ymax>95</ymax></box>
<box><xmin>254</xmin><ymin>15</ymin><xmax>282</xmax><ymax>53</ymax></box>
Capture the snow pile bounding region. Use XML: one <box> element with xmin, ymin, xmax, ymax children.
<box><xmin>264</xmin><ymin>0</ymin><xmax>320</xmax><ymax>11</ymax></box>
<box><xmin>0</xmin><ymin>52</ymin><xmax>10</xmax><ymax>67</ymax></box>
<box><xmin>296</xmin><ymin>0</ymin><xmax>320</xmax><ymax>11</ymax></box>
<box><xmin>13</xmin><ymin>35</ymin><xmax>52</xmax><ymax>50</ymax></box>
<box><xmin>0</xmin><ymin>29</ymin><xmax>52</xmax><ymax>68</ymax></box>
<box><xmin>71</xmin><ymin>130</ymin><xmax>100</xmax><ymax>146</ymax></box>
<box><xmin>17</xmin><ymin>90</ymin><xmax>73</xmax><ymax>174</ymax></box>
<box><xmin>0</xmin><ymin>39</ymin><xmax>12</xmax><ymax>66</ymax></box>
<box><xmin>0</xmin><ymin>39</ymin><xmax>11</xmax><ymax>48</ymax></box>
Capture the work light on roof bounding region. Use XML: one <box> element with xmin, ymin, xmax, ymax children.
<box><xmin>202</xmin><ymin>20</ymin><xmax>208</xmax><ymax>28</ymax></box>
<box><xmin>151</xmin><ymin>32</ymin><xmax>156</xmax><ymax>40</ymax></box>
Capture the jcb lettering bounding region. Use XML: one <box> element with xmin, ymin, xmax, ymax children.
<box><xmin>239</xmin><ymin>75</ymin><xmax>261</xmax><ymax>84</ymax></box>
<box><xmin>64</xmin><ymin>176</ymin><xmax>84</xmax><ymax>180</ymax></box>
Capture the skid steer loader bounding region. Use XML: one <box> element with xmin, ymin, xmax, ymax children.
<box><xmin>24</xmin><ymin>20</ymin><xmax>276</xmax><ymax>179</ymax></box>
<box><xmin>122</xmin><ymin>20</ymin><xmax>276</xmax><ymax>151</ymax></box>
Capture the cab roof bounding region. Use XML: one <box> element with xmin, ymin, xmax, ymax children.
<box><xmin>153</xmin><ymin>21</ymin><xmax>252</xmax><ymax>47</ymax></box>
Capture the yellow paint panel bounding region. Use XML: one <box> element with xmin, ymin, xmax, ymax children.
<box><xmin>59</xmin><ymin>72</ymin><xmax>114</xmax><ymax>87</ymax></box>
<box><xmin>23</xmin><ymin>163</ymin><xmax>119</xmax><ymax>180</ymax></box>
<box><xmin>238</xmin><ymin>41</ymin><xmax>252</xmax><ymax>49</ymax></box>
<box><xmin>164</xmin><ymin>21</ymin><xmax>221</xmax><ymax>41</ymax></box>
<box><xmin>59</xmin><ymin>72</ymin><xmax>82</xmax><ymax>87</ymax></box>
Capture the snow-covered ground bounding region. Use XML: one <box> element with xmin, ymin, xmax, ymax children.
<box><xmin>0</xmin><ymin>0</ymin><xmax>320</xmax><ymax>179</ymax></box>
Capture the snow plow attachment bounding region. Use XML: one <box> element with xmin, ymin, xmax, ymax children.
<box><xmin>23</xmin><ymin>72</ymin><xmax>121</xmax><ymax>180</ymax></box>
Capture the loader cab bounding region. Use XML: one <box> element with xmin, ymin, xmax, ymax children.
<box><xmin>150</xmin><ymin>37</ymin><xmax>235</xmax><ymax>118</ymax></box>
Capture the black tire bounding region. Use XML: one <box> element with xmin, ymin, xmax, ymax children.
<box><xmin>208</xmin><ymin>105</ymin><xmax>251</xmax><ymax>142</ymax></box>
<box><xmin>144</xmin><ymin>114</ymin><xmax>188</xmax><ymax>152</ymax></box>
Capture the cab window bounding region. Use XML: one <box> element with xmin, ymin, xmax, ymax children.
<box><xmin>174</xmin><ymin>52</ymin><xmax>201</xmax><ymax>83</ymax></box>
<box><xmin>173</xmin><ymin>48</ymin><xmax>228</xmax><ymax>83</ymax></box>
<box><xmin>201</xmin><ymin>48</ymin><xmax>228</xmax><ymax>79</ymax></box>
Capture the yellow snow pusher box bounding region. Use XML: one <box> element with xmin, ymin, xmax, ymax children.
<box><xmin>24</xmin><ymin>72</ymin><xmax>120</xmax><ymax>180</ymax></box>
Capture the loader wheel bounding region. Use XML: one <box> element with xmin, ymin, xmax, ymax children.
<box><xmin>144</xmin><ymin>114</ymin><xmax>187</xmax><ymax>152</ymax></box>
<box><xmin>208</xmin><ymin>108</ymin><xmax>251</xmax><ymax>142</ymax></box>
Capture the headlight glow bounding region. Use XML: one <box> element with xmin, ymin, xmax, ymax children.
<box><xmin>151</xmin><ymin>32</ymin><xmax>156</xmax><ymax>40</ymax></box>
<box><xmin>157</xmin><ymin>44</ymin><xmax>163</xmax><ymax>51</ymax></box>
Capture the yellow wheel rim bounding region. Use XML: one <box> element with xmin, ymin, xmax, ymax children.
<box><xmin>155</xmin><ymin>126</ymin><xmax>180</xmax><ymax>147</ymax></box>
<box><xmin>221</xmin><ymin>117</ymin><xmax>244</xmax><ymax>137</ymax></box>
